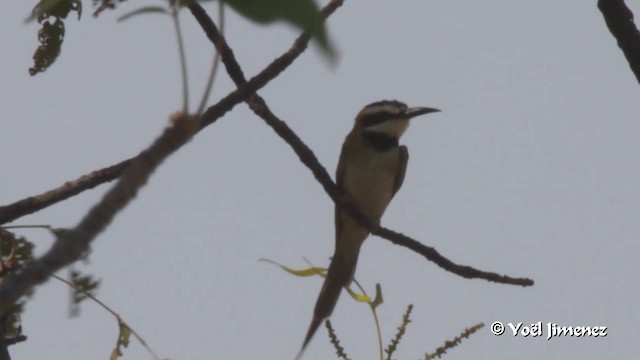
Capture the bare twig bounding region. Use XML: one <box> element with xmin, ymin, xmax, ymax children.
<box><xmin>196</xmin><ymin>1</ymin><xmax>225</xmax><ymax>115</ymax></box>
<box><xmin>188</xmin><ymin>1</ymin><xmax>533</xmax><ymax>287</ymax></box>
<box><xmin>171</xmin><ymin>1</ymin><xmax>190</xmax><ymax>113</ymax></box>
<box><xmin>598</xmin><ymin>0</ymin><xmax>640</xmax><ymax>83</ymax></box>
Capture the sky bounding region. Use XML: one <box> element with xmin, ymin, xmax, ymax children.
<box><xmin>1</xmin><ymin>1</ymin><xmax>639</xmax><ymax>359</ymax></box>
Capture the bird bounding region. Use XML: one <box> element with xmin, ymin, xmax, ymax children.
<box><xmin>297</xmin><ymin>100</ymin><xmax>440</xmax><ymax>357</ymax></box>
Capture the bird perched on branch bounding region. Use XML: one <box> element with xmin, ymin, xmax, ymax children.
<box><xmin>297</xmin><ymin>100</ymin><xmax>440</xmax><ymax>357</ymax></box>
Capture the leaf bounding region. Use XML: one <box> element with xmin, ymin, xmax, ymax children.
<box><xmin>259</xmin><ymin>258</ymin><xmax>326</xmax><ymax>277</ymax></box>
<box><xmin>110</xmin><ymin>320</ymin><xmax>131</xmax><ymax>360</ymax></box>
<box><xmin>26</xmin><ymin>0</ymin><xmax>82</xmax><ymax>23</ymax></box>
<box><xmin>0</xmin><ymin>230</ymin><xmax>35</xmax><ymax>269</ymax></box>
<box><xmin>345</xmin><ymin>286</ymin><xmax>371</xmax><ymax>303</ymax></box>
<box><xmin>117</xmin><ymin>6</ymin><xmax>170</xmax><ymax>22</ymax></box>
<box><xmin>27</xmin><ymin>1</ymin><xmax>82</xmax><ymax>75</ymax></box>
<box><xmin>93</xmin><ymin>0</ymin><xmax>127</xmax><ymax>17</ymax></box>
<box><xmin>262</xmin><ymin>258</ymin><xmax>381</xmax><ymax>305</ymax></box>
<box><xmin>221</xmin><ymin>0</ymin><xmax>335</xmax><ymax>59</ymax></box>
<box><xmin>69</xmin><ymin>271</ymin><xmax>100</xmax><ymax>302</ymax></box>
<box><xmin>68</xmin><ymin>269</ymin><xmax>101</xmax><ymax>317</ymax></box>
<box><xmin>369</xmin><ymin>283</ymin><xmax>384</xmax><ymax>309</ymax></box>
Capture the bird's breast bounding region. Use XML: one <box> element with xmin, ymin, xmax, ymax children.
<box><xmin>342</xmin><ymin>148</ymin><xmax>400</xmax><ymax>220</ymax></box>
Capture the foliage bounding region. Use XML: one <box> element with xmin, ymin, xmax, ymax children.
<box><xmin>110</xmin><ymin>319</ymin><xmax>131</xmax><ymax>360</ymax></box>
<box><xmin>0</xmin><ymin>230</ymin><xmax>35</xmax><ymax>337</ymax></box>
<box><xmin>29</xmin><ymin>0</ymin><xmax>334</xmax><ymax>76</ymax></box>
<box><xmin>68</xmin><ymin>269</ymin><xmax>101</xmax><ymax>317</ymax></box>
<box><xmin>221</xmin><ymin>0</ymin><xmax>334</xmax><ymax>58</ymax></box>
<box><xmin>29</xmin><ymin>0</ymin><xmax>82</xmax><ymax>75</ymax></box>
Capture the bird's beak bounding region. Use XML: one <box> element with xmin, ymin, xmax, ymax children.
<box><xmin>405</xmin><ymin>107</ymin><xmax>441</xmax><ymax>119</ymax></box>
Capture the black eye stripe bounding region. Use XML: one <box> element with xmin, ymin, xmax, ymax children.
<box><xmin>360</xmin><ymin>111</ymin><xmax>399</xmax><ymax>127</ymax></box>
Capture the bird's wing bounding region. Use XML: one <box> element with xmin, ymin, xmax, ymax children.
<box><xmin>297</xmin><ymin>137</ymin><xmax>353</xmax><ymax>358</ymax></box>
<box><xmin>392</xmin><ymin>145</ymin><xmax>409</xmax><ymax>198</ymax></box>
<box><xmin>333</xmin><ymin>135</ymin><xmax>351</xmax><ymax>245</ymax></box>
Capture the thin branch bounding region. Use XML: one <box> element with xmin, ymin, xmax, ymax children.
<box><xmin>0</xmin><ymin>114</ymin><xmax>196</xmax><ymax>306</ymax></box>
<box><xmin>171</xmin><ymin>2</ymin><xmax>190</xmax><ymax>113</ymax></box>
<box><xmin>196</xmin><ymin>1</ymin><xmax>225</xmax><ymax>115</ymax></box>
<box><xmin>598</xmin><ymin>0</ymin><xmax>640</xmax><ymax>83</ymax></box>
<box><xmin>52</xmin><ymin>274</ymin><xmax>162</xmax><ymax>360</ymax></box>
<box><xmin>0</xmin><ymin>159</ymin><xmax>131</xmax><ymax>225</ymax></box>
<box><xmin>188</xmin><ymin>1</ymin><xmax>533</xmax><ymax>287</ymax></box>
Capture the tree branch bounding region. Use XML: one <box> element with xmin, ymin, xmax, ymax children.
<box><xmin>0</xmin><ymin>1</ymin><xmax>342</xmax><ymax>226</ymax></box>
<box><xmin>0</xmin><ymin>0</ymin><xmax>352</xmax><ymax>308</ymax></box>
<box><xmin>188</xmin><ymin>1</ymin><xmax>533</xmax><ymax>287</ymax></box>
<box><xmin>598</xmin><ymin>0</ymin><xmax>640</xmax><ymax>83</ymax></box>
<box><xmin>0</xmin><ymin>160</ymin><xmax>131</xmax><ymax>225</ymax></box>
<box><xmin>0</xmin><ymin>115</ymin><xmax>196</xmax><ymax>306</ymax></box>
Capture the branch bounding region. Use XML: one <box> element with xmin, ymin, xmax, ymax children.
<box><xmin>0</xmin><ymin>160</ymin><xmax>131</xmax><ymax>225</ymax></box>
<box><xmin>188</xmin><ymin>2</ymin><xmax>533</xmax><ymax>287</ymax></box>
<box><xmin>0</xmin><ymin>115</ymin><xmax>196</xmax><ymax>306</ymax></box>
<box><xmin>598</xmin><ymin>0</ymin><xmax>640</xmax><ymax>83</ymax></box>
<box><xmin>0</xmin><ymin>2</ymin><xmax>338</xmax><ymax>225</ymax></box>
<box><xmin>0</xmin><ymin>0</ymin><xmax>352</xmax><ymax>306</ymax></box>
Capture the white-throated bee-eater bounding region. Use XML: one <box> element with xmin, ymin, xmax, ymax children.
<box><xmin>298</xmin><ymin>100</ymin><xmax>440</xmax><ymax>357</ymax></box>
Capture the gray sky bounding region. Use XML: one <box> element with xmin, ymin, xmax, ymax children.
<box><xmin>1</xmin><ymin>1</ymin><xmax>639</xmax><ymax>359</ymax></box>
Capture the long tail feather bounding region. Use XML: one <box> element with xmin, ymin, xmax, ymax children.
<box><xmin>296</xmin><ymin>254</ymin><xmax>356</xmax><ymax>358</ymax></box>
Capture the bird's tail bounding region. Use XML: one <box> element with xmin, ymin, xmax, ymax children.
<box><xmin>297</xmin><ymin>253</ymin><xmax>357</xmax><ymax>358</ymax></box>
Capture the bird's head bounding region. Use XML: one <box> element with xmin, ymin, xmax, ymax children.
<box><xmin>355</xmin><ymin>100</ymin><xmax>440</xmax><ymax>139</ymax></box>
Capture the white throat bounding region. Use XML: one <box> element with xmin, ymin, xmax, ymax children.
<box><xmin>367</xmin><ymin>118</ymin><xmax>409</xmax><ymax>138</ymax></box>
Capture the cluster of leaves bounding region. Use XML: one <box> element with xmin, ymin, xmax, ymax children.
<box><xmin>68</xmin><ymin>269</ymin><xmax>101</xmax><ymax>317</ymax></box>
<box><xmin>0</xmin><ymin>227</ymin><xmax>101</xmax><ymax>349</ymax></box>
<box><xmin>0</xmin><ymin>229</ymin><xmax>35</xmax><ymax>338</ymax></box>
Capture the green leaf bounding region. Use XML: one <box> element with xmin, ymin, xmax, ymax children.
<box><xmin>221</xmin><ymin>0</ymin><xmax>335</xmax><ymax>59</ymax></box>
<box><xmin>259</xmin><ymin>258</ymin><xmax>326</xmax><ymax>277</ymax></box>
<box><xmin>370</xmin><ymin>283</ymin><xmax>384</xmax><ymax>309</ymax></box>
<box><xmin>69</xmin><ymin>270</ymin><xmax>100</xmax><ymax>304</ymax></box>
<box><xmin>345</xmin><ymin>286</ymin><xmax>371</xmax><ymax>303</ymax></box>
<box><xmin>110</xmin><ymin>320</ymin><xmax>131</xmax><ymax>360</ymax></box>
<box><xmin>68</xmin><ymin>269</ymin><xmax>101</xmax><ymax>317</ymax></box>
<box><xmin>0</xmin><ymin>230</ymin><xmax>35</xmax><ymax>269</ymax></box>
